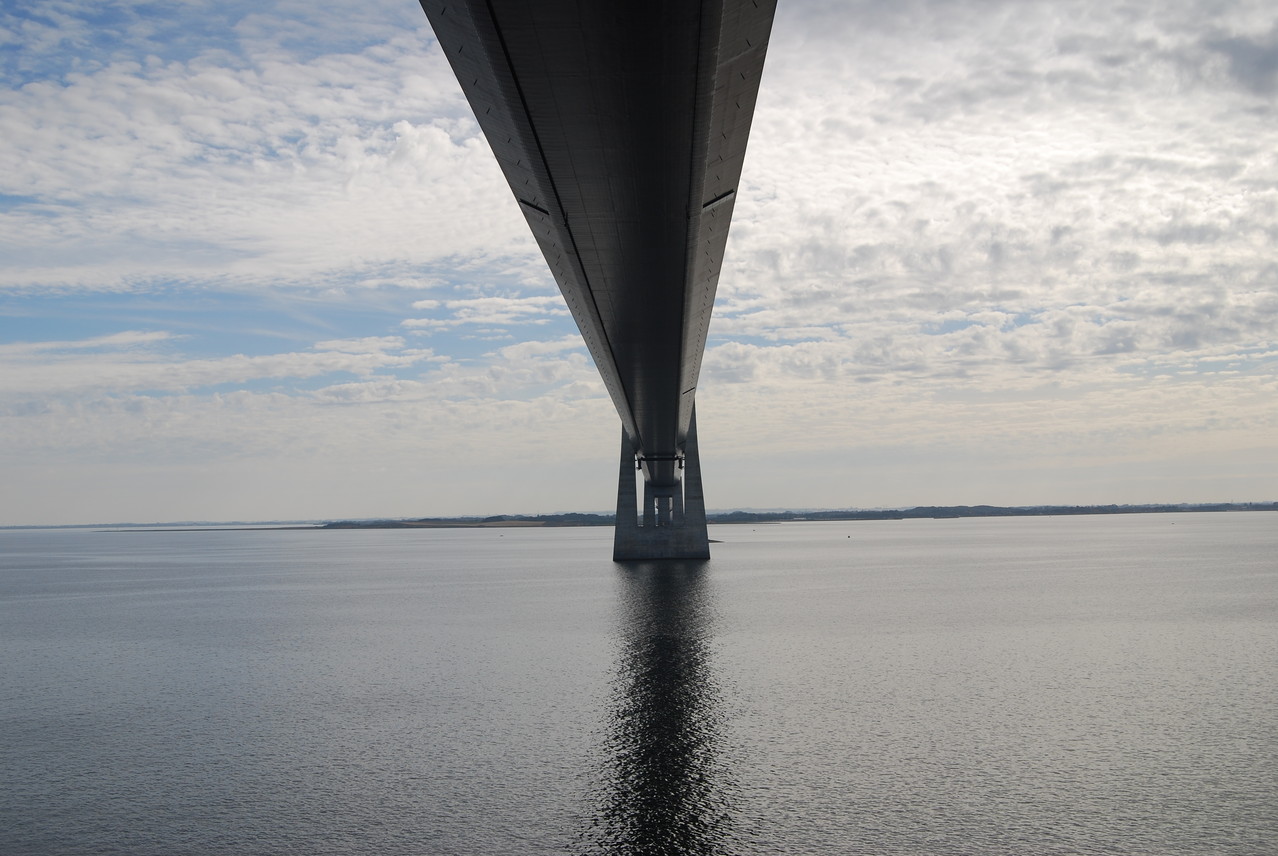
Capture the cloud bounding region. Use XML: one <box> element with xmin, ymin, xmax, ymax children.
<box><xmin>496</xmin><ymin>335</ymin><xmax>588</xmax><ymax>361</ymax></box>
<box><xmin>1204</xmin><ymin>25</ymin><xmax>1278</xmax><ymax>96</ymax></box>
<box><xmin>3</xmin><ymin>0</ymin><xmax>1277</xmax><ymax>523</ymax></box>
<box><xmin>0</xmin><ymin>330</ymin><xmax>174</xmax><ymax>356</ymax></box>
<box><xmin>403</xmin><ymin>295</ymin><xmax>570</xmax><ymax>331</ymax></box>
<box><xmin>709</xmin><ymin>0</ymin><xmax>1278</xmax><ymax>407</ymax></box>
<box><xmin>312</xmin><ymin>335</ymin><xmax>409</xmax><ymax>354</ymax></box>
<box><xmin>0</xmin><ymin>332</ymin><xmax>438</xmax><ymax>396</ymax></box>
<box><xmin>0</xmin><ymin>7</ymin><xmax>535</xmax><ymax>293</ymax></box>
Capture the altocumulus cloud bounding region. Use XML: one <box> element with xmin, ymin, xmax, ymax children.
<box><xmin>0</xmin><ymin>333</ymin><xmax>439</xmax><ymax>396</ymax></box>
<box><xmin>403</xmin><ymin>295</ymin><xmax>571</xmax><ymax>332</ymax></box>
<box><xmin>1</xmin><ymin>0</ymin><xmax>1275</xmax><ymax>524</ymax></box>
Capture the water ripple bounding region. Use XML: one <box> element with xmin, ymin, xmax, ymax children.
<box><xmin>580</xmin><ymin>560</ymin><xmax>739</xmax><ymax>855</ymax></box>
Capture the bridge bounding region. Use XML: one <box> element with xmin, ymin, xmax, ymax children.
<box><xmin>420</xmin><ymin>0</ymin><xmax>776</xmax><ymax>559</ymax></box>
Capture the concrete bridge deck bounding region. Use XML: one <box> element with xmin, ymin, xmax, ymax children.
<box><xmin>421</xmin><ymin>0</ymin><xmax>775</xmax><ymax>558</ymax></box>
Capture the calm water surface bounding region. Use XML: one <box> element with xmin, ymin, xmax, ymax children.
<box><xmin>2</xmin><ymin>514</ymin><xmax>1275</xmax><ymax>854</ymax></box>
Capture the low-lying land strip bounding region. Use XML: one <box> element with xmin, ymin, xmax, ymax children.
<box><xmin>321</xmin><ymin>502</ymin><xmax>1277</xmax><ymax>529</ymax></box>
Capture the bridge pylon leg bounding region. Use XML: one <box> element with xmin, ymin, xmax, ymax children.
<box><xmin>613</xmin><ymin>408</ymin><xmax>710</xmax><ymax>561</ymax></box>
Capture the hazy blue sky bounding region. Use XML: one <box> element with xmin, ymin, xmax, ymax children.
<box><xmin>3</xmin><ymin>0</ymin><xmax>1276</xmax><ymax>525</ymax></box>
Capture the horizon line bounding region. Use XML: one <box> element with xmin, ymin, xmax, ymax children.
<box><xmin>5</xmin><ymin>500</ymin><xmax>1277</xmax><ymax>531</ymax></box>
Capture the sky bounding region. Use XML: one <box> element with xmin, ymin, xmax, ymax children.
<box><xmin>2</xmin><ymin>0</ymin><xmax>1276</xmax><ymax>525</ymax></box>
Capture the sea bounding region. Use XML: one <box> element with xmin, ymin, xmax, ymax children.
<box><xmin>1</xmin><ymin>513</ymin><xmax>1275</xmax><ymax>855</ymax></box>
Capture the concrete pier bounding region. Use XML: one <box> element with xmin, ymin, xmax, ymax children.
<box><xmin>614</xmin><ymin>409</ymin><xmax>710</xmax><ymax>561</ymax></box>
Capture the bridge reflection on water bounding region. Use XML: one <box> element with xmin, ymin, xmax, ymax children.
<box><xmin>581</xmin><ymin>561</ymin><xmax>739</xmax><ymax>855</ymax></box>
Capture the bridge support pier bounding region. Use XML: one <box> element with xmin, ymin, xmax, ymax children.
<box><xmin>613</xmin><ymin>409</ymin><xmax>710</xmax><ymax>561</ymax></box>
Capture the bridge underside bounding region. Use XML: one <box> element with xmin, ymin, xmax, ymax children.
<box><xmin>422</xmin><ymin>0</ymin><xmax>774</xmax><ymax>558</ymax></box>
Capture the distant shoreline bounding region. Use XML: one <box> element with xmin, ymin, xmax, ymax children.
<box><xmin>319</xmin><ymin>502</ymin><xmax>1278</xmax><ymax>530</ymax></box>
<box><xmin>6</xmin><ymin>502</ymin><xmax>1274</xmax><ymax>531</ymax></box>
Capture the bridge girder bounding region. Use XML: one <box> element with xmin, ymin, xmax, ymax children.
<box><xmin>422</xmin><ymin>0</ymin><xmax>774</xmax><ymax>490</ymax></box>
<box><xmin>422</xmin><ymin>1</ymin><xmax>774</xmax><ymax>556</ymax></box>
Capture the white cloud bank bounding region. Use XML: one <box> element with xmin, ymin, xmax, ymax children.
<box><xmin>1</xmin><ymin>0</ymin><xmax>1275</xmax><ymax>524</ymax></box>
